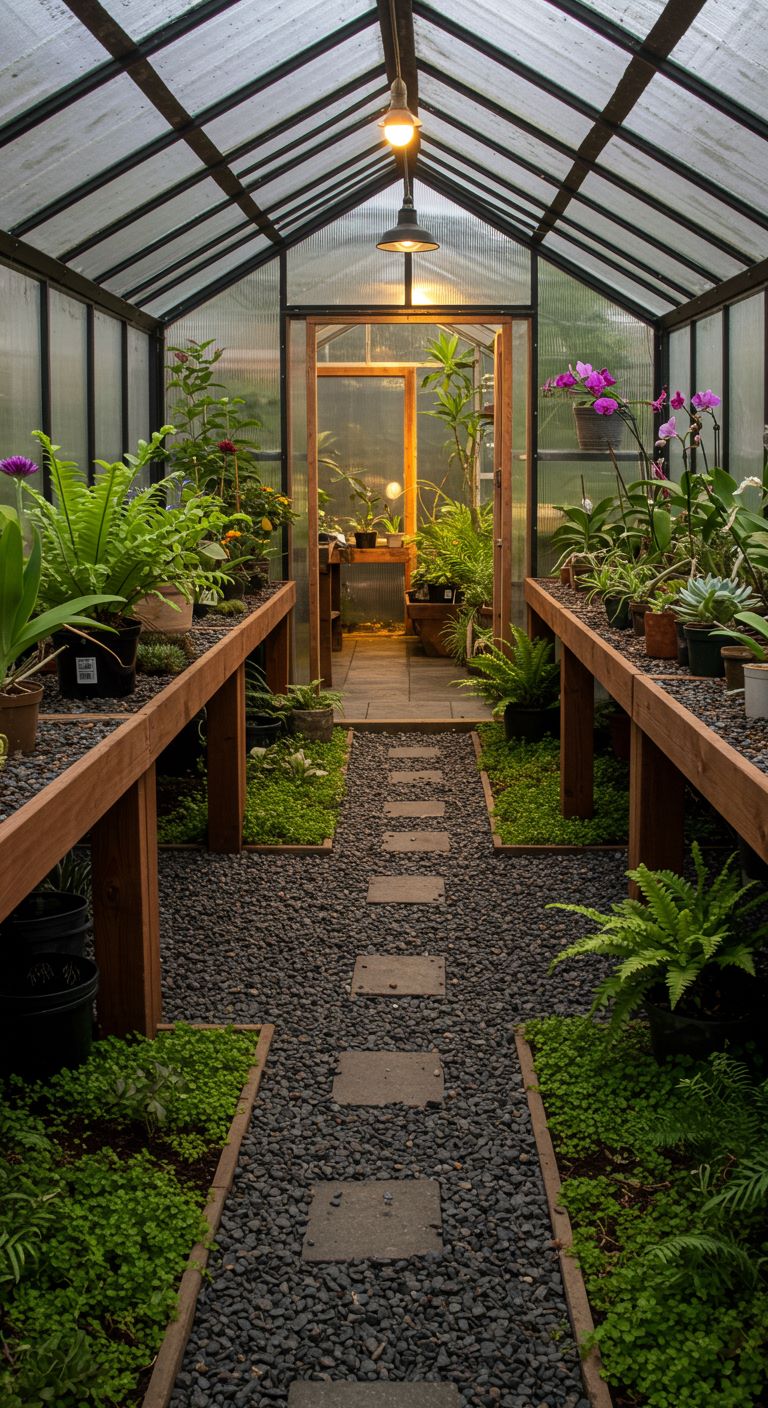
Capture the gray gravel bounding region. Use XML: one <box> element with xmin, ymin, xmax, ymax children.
<box><xmin>540</xmin><ymin>579</ymin><xmax>688</xmax><ymax>676</ymax></box>
<box><xmin>659</xmin><ymin>677</ymin><xmax>768</xmax><ymax>774</ymax></box>
<box><xmin>0</xmin><ymin>718</ymin><xmax>122</xmax><ymax>821</ymax></box>
<box><xmin>160</xmin><ymin>729</ymin><xmax>622</xmax><ymax>1408</ymax></box>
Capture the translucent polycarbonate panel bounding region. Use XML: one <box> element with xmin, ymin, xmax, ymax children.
<box><xmin>93</xmin><ymin>312</ymin><xmax>123</xmax><ymax>465</ymax></box>
<box><xmin>317</xmin><ymin>324</ymin><xmax>368</xmax><ymax>361</ymax></box>
<box><xmin>153</xmin><ymin>0</ymin><xmax>379</xmax><ymax>110</ymax></box>
<box><xmin>127</xmin><ymin>328</ymin><xmax>150</xmax><ymax>465</ymax></box>
<box><xmin>1</xmin><ymin>0</ymin><xmax>106</xmax><ymax>125</ymax></box>
<box><xmin>545</xmin><ymin>222</ymin><xmax>686</xmax><ymax>307</ymax></box>
<box><xmin>695</xmin><ymin>312</ymin><xmax>723</xmax><ymax>468</ymax></box>
<box><xmin>421</xmin><ymin>114</ymin><xmax>559</xmax><ymax>210</ymax></box>
<box><xmin>414</xmin><ymin>15</ymin><xmax>594</xmax><ymax>146</ymax></box>
<box><xmin>577</xmin><ymin>171</ymin><xmax>746</xmax><ymax>284</ymax></box>
<box><xmin>4</xmin><ymin>76</ymin><xmax>170</xmax><ymax>229</ymax></box>
<box><xmin>142</xmin><ymin>234</ymin><xmax>273</xmax><ymax>317</ymax></box>
<box><xmin>536</xmin><ymin>260</ymin><xmax>654</xmax><ymax>573</ymax></box>
<box><xmin>276</xmin><ymin>159</ymin><xmax>390</xmax><ymax>236</ymax></box>
<box><xmin>419</xmin><ymin>151</ymin><xmax>542</xmax><ymax>233</ymax></box>
<box><xmin>405</xmin><ymin>185</ymin><xmax>531</xmax><ymax>306</ymax></box>
<box><xmin>547</xmin><ymin>0</ymin><xmax>666</xmax><ymax>37</ymax></box>
<box><xmin>167</xmin><ymin>261</ymin><xmax>281</xmax><ymax>460</ymax></box>
<box><xmin>672</xmin><ymin>0</ymin><xmax>768</xmax><ymax>120</ymax></box>
<box><xmin>0</xmin><ymin>268</ymin><xmax>41</xmax><ymax>510</ymax></box>
<box><xmin>556</xmin><ymin>200</ymin><xmax>713</xmax><ymax>299</ymax></box>
<box><xmin>49</xmin><ymin>290</ymin><xmax>88</xmax><ymax>475</ymax></box>
<box><xmin>247</xmin><ymin>131</ymin><xmax>384</xmax><ymax>214</ymax></box>
<box><xmin>667</xmin><ymin>326</ymin><xmax>691</xmax><ymax>481</ymax></box>
<box><xmin>419</xmin><ymin>73</ymin><xmax>574</xmax><ymax>183</ymax></box>
<box><xmin>598</xmin><ymin>136</ymin><xmax>766</xmax><ymax>262</ymax></box>
<box><xmin>318</xmin><ymin>375</ymin><xmax>406</xmax><ymax>626</ymax></box>
<box><xmin>419</xmin><ymin>0</ymin><xmax>631</xmax><ymax>106</ymax></box>
<box><xmin>203</xmin><ymin>45</ymin><xmax>386</xmax><ymax>154</ymax></box>
<box><xmin>625</xmin><ymin>75</ymin><xmax>768</xmax><ymax>210</ymax></box>
<box><xmin>287</xmin><ymin>187</ymin><xmax>404</xmax><ymax>306</ymax></box>
<box><xmin>541</xmin><ymin>232</ymin><xmax>672</xmax><ymax>316</ymax></box>
<box><xmin>289</xmin><ymin>320</ymin><xmax>310</xmax><ymax>679</ymax></box>
<box><xmin>372</xmin><ymin>322</ymin><xmax>495</xmax><ymax>362</ymax></box>
<box><xmin>105</xmin><ymin>207</ymin><xmax>250</xmax><ymax>300</ymax></box>
<box><xmin>28</xmin><ymin>146</ymin><xmax>207</xmax><ymax>264</ymax></box>
<box><xmin>729</xmin><ymin>295</ymin><xmax>766</xmax><ymax>484</ymax></box>
<box><xmin>110</xmin><ymin>0</ymin><xmax>203</xmax><ymax>40</ymax></box>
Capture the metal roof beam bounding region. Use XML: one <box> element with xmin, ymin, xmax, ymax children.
<box><xmin>0</xmin><ymin>231</ymin><xmax>160</xmax><ymax>332</ymax></box>
<box><xmin>659</xmin><ymin>258</ymin><xmax>768</xmax><ymax>330</ymax></box>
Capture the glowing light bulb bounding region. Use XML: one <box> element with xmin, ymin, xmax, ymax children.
<box><xmin>385</xmin><ymin>481</ymin><xmax>403</xmax><ymax>500</ymax></box>
<box><xmin>383</xmin><ymin>119</ymin><xmax>415</xmax><ymax>148</ymax></box>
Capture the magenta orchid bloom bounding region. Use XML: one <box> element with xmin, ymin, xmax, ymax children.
<box><xmin>575</xmin><ymin>361</ymin><xmax>593</xmax><ymax>378</ymax></box>
<box><xmin>555</xmin><ymin>371</ymin><xmax>577</xmax><ymax>388</ymax></box>
<box><xmin>598</xmin><ymin>368</ymin><xmax>617</xmax><ymax>387</ymax></box>
<box><xmin>651</xmin><ymin>390</ymin><xmax>667</xmax><ymax>414</ymax></box>
<box><xmin>670</xmin><ymin>390</ymin><xmax>685</xmax><ymax>410</ymax></box>
<box><xmin>593</xmin><ymin>397</ymin><xmax>619</xmax><ymax>416</ymax></box>
<box><xmin>583</xmin><ymin>371</ymin><xmax>607</xmax><ymax>393</ymax></box>
<box><xmin>691</xmin><ymin>389</ymin><xmax>721</xmax><ymax>411</ymax></box>
<box><xmin>657</xmin><ymin>415</ymin><xmax>677</xmax><ymax>441</ymax></box>
<box><xmin>0</xmin><ymin>455</ymin><xmax>38</xmax><ymax>478</ymax></box>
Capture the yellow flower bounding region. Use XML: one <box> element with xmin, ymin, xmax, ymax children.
<box><xmin>222</xmin><ymin>529</ymin><xmax>242</xmax><ymax>541</ymax></box>
<box><xmin>278</xmin><ymin>496</ymin><xmax>289</xmax><ymax>504</ymax></box>
<box><xmin>261</xmin><ymin>517</ymin><xmax>273</xmax><ymax>532</ymax></box>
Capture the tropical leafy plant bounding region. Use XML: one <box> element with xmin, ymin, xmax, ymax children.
<box><xmin>454</xmin><ymin>624</ymin><xmax>559</xmax><ymax>713</ymax></box>
<box><xmin>550</xmin><ymin>496</ymin><xmax>620</xmax><ymax>569</ymax></box>
<box><xmin>421</xmin><ymin>332</ymin><xmax>491</xmax><ymax>523</ymax></box>
<box><xmin>411</xmin><ymin>497</ymin><xmax>493</xmax><ymax>601</ymax></box>
<box><xmin>549</xmin><ymin>843</ymin><xmax>768</xmax><ymax>1030</ymax></box>
<box><xmin>713</xmin><ymin>609</ymin><xmax>768</xmax><ymax>661</ymax></box>
<box><xmin>331</xmin><ymin>466</ymin><xmax>384</xmax><ymax>534</ymax></box>
<box><xmin>276</xmin><ymin>680</ymin><xmax>343</xmax><ymax>712</ymax></box>
<box><xmin>244</xmin><ymin>661</ymin><xmax>289</xmax><ymax>720</ymax></box>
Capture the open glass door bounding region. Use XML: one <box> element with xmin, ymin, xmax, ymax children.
<box><xmin>493</xmin><ymin>325</ymin><xmax>513</xmax><ymax>647</ymax></box>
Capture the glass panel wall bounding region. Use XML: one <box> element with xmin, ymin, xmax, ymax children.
<box><xmin>288</xmin><ymin>319</ymin><xmax>309</xmax><ymax>680</ymax></box>
<box><xmin>0</xmin><ymin>266</ymin><xmax>41</xmax><ymax>510</ymax></box>
<box><xmin>93</xmin><ymin>311</ymin><xmax>123</xmax><ymax>465</ymax></box>
<box><xmin>49</xmin><ymin>288</ymin><xmax>88</xmax><ymax>476</ymax></box>
<box><xmin>729</xmin><ymin>294</ymin><xmax>765</xmax><ymax>487</ymax></box>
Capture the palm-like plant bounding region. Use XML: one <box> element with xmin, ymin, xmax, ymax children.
<box><xmin>421</xmin><ymin>332</ymin><xmax>490</xmax><ymax>524</ymax></box>
<box><xmin>454</xmin><ymin>625</ymin><xmax>559</xmax><ymax>713</ymax></box>
<box><xmin>549</xmin><ymin>844</ymin><xmax>767</xmax><ymax>1030</ymax></box>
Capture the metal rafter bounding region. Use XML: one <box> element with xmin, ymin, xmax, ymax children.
<box><xmin>660</xmin><ymin>258</ymin><xmax>768</xmax><ymax>330</ymax></box>
<box><xmin>0</xmin><ymin>231</ymin><xmax>160</xmax><ymax>332</ymax></box>
<box><xmin>376</xmin><ymin>0</ymin><xmax>420</xmax><ymax>171</ymax></box>
<box><xmin>414</xmin><ymin>2</ymin><xmax>768</xmax><ymax>235</ymax></box>
<box><xmin>531</xmin><ymin>0</ymin><xmax>710</xmax><ymax>243</ymax></box>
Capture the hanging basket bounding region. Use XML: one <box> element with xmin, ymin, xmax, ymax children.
<box><xmin>573</xmin><ymin>404</ymin><xmax>623</xmax><ymax>453</ymax></box>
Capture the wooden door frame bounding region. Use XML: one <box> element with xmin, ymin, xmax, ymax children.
<box><xmin>299</xmin><ymin>314</ymin><xmax>529</xmax><ymax>681</ymax></box>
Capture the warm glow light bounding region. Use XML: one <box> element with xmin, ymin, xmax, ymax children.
<box><xmin>377</xmin><ymin>78</ymin><xmax>421</xmax><ymax>149</ymax></box>
<box><xmin>411</xmin><ymin>284</ymin><xmax>434</xmax><ymax>306</ymax></box>
<box><xmin>385</xmin><ymin>481</ymin><xmax>403</xmax><ymax>500</ymax></box>
<box><xmin>382</xmin><ymin>118</ymin><xmax>415</xmax><ymax>148</ymax></box>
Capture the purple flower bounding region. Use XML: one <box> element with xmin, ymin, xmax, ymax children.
<box><xmin>555</xmin><ymin>371</ymin><xmax>577</xmax><ymax>388</ymax></box>
<box><xmin>693</xmin><ymin>433</ymin><xmax>701</xmax><ymax>446</ymax></box>
<box><xmin>651</xmin><ymin>390</ymin><xmax>667</xmax><ymax>414</ymax></box>
<box><xmin>593</xmin><ymin>397</ymin><xmax>619</xmax><ymax>416</ymax></box>
<box><xmin>0</xmin><ymin>455</ymin><xmax>38</xmax><ymax>478</ymax></box>
<box><xmin>541</xmin><ymin>377</ymin><xmax>557</xmax><ymax>395</ymax></box>
<box><xmin>651</xmin><ymin>460</ymin><xmax>667</xmax><ymax>480</ymax></box>
<box><xmin>583</xmin><ymin>371</ymin><xmax>607</xmax><ymax>393</ymax></box>
<box><xmin>670</xmin><ymin>390</ymin><xmax>685</xmax><ymax>410</ymax></box>
<box><xmin>657</xmin><ymin>415</ymin><xmax>677</xmax><ymax>441</ymax></box>
<box><xmin>598</xmin><ymin>368</ymin><xmax>617</xmax><ymax>387</ymax></box>
<box><xmin>575</xmin><ymin>361</ymin><xmax>593</xmax><ymax>378</ymax></box>
<box><xmin>691</xmin><ymin>389</ymin><xmax>721</xmax><ymax>410</ymax></box>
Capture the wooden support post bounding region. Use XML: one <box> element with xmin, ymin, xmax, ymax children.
<box><xmin>560</xmin><ymin>645</ymin><xmax>594</xmax><ymax>818</ymax></box>
<box><xmin>206</xmin><ymin>663</ymin><xmax>246</xmax><ymax>854</ymax></box>
<box><xmin>264</xmin><ymin>611</ymin><xmax>291</xmax><ymax>694</ymax></box>
<box><xmin>628</xmin><ymin>721</ymin><xmax>685</xmax><ymax>890</ymax></box>
<box><xmin>91</xmin><ymin>765</ymin><xmax>162</xmax><ymax>1037</ymax></box>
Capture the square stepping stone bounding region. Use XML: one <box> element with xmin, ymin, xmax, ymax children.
<box><xmin>289</xmin><ymin>1386</ymin><xmax>459</xmax><ymax>1406</ymax></box>
<box><xmin>333</xmin><ymin>1051</ymin><xmax>444</xmax><ymax>1107</ymax></box>
<box><xmin>388</xmin><ymin>747</ymin><xmax>440</xmax><ymax>759</ymax></box>
<box><xmin>389</xmin><ymin>769</ymin><xmax>443</xmax><ymax>784</ymax></box>
<box><xmin>367</xmin><ymin>875</ymin><xmax>444</xmax><ymax>904</ymax></box>
<box><xmin>302</xmin><ymin>1179</ymin><xmax>442</xmax><ymax>1262</ymax></box>
<box><xmin>384</xmin><ymin>800</ymin><xmax>446</xmax><ymax>818</ymax></box>
<box><xmin>351</xmin><ymin>955</ymin><xmax>446</xmax><ymax>997</ymax></box>
<box><xmin>382</xmin><ymin>831</ymin><xmax>451</xmax><ymax>854</ymax></box>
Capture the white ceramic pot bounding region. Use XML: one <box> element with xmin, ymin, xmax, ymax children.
<box><xmin>386</xmin><ymin>533</ymin><xmax>404</xmax><ymax>548</ymax></box>
<box><xmin>743</xmin><ymin>662</ymin><xmax>768</xmax><ymax>719</ymax></box>
<box><xmin>134</xmin><ymin>584</ymin><xmax>194</xmax><ymax>634</ymax></box>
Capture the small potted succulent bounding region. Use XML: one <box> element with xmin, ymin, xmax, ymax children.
<box><xmin>380</xmin><ymin>511</ymin><xmax>404</xmax><ymax>549</ymax></box>
<box><xmin>714</xmin><ymin>610</ymin><xmax>768</xmax><ymax>716</ymax></box>
<box><xmin>454</xmin><ymin>625</ymin><xmax>559</xmax><ymax>741</ymax></box>
<box><xmin>672</xmin><ymin>575</ymin><xmax>761</xmax><ymax>677</ymax></box>
<box><xmin>643</xmin><ymin>578</ymin><xmax>687</xmax><ymax>659</ymax></box>
<box><xmin>275</xmin><ymin>680</ymin><xmax>343</xmax><ymax>743</ymax></box>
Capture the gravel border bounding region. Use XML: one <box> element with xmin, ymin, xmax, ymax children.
<box><xmin>0</xmin><ymin>718</ymin><xmax>123</xmax><ymax>821</ymax></box>
<box><xmin>537</xmin><ymin>580</ymin><xmax>689</xmax><ymax>677</ymax></box>
<box><xmin>158</xmin><ymin>729</ymin><xmax>626</xmax><ymax>1408</ymax></box>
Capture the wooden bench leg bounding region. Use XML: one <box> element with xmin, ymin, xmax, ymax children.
<box><xmin>265</xmin><ymin>610</ymin><xmax>291</xmax><ymax>693</ymax></box>
<box><xmin>207</xmin><ymin>663</ymin><xmax>246</xmax><ymax>854</ymax></box>
<box><xmin>629</xmin><ymin>721</ymin><xmax>685</xmax><ymax>892</ymax></box>
<box><xmin>91</xmin><ymin>765</ymin><xmax>162</xmax><ymax>1037</ymax></box>
<box><xmin>560</xmin><ymin>645</ymin><xmax>594</xmax><ymax>818</ymax></box>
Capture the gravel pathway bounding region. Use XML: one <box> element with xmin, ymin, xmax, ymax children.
<box><xmin>160</xmin><ymin>730</ymin><xmax>624</xmax><ymax>1408</ymax></box>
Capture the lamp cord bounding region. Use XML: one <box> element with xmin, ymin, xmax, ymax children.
<box><xmin>388</xmin><ymin>0</ymin><xmax>402</xmax><ymax>79</ymax></box>
<box><xmin>402</xmin><ymin>148</ymin><xmax>411</xmax><ymax>202</ymax></box>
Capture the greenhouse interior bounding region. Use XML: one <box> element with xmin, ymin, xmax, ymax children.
<box><xmin>2</xmin><ymin>1</ymin><xmax>768</xmax><ymax>1405</ymax></box>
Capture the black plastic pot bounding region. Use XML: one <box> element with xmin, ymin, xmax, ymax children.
<box><xmin>645</xmin><ymin>994</ymin><xmax>759</xmax><ymax>1063</ymax></box>
<box><xmin>157</xmin><ymin>713</ymin><xmax>206</xmax><ymax>776</ymax></box>
<box><xmin>0</xmin><ymin>889</ymin><xmax>90</xmax><ymax>957</ymax></box>
<box><xmin>684</xmin><ymin>623</ymin><xmax>734</xmax><ymax>677</ymax></box>
<box><xmin>504</xmin><ymin>702</ymin><xmax>560</xmax><ymax>743</ymax></box>
<box><xmin>246</xmin><ymin>716</ymin><xmax>283</xmax><ymax>751</ymax></box>
<box><xmin>427</xmin><ymin>583</ymin><xmax>462</xmax><ymax>604</ymax></box>
<box><xmin>54</xmin><ymin>620</ymin><xmax>141</xmax><ymax>699</ymax></box>
<box><xmin>354</xmin><ymin>531</ymin><xmax>378</xmax><ymax>548</ymax></box>
<box><xmin>675</xmin><ymin>617</ymin><xmax>689</xmax><ymax>667</ymax></box>
<box><xmin>604</xmin><ymin>595</ymin><xmax>631</xmax><ymax>629</ymax></box>
<box><xmin>0</xmin><ymin>953</ymin><xmax>98</xmax><ymax>1078</ymax></box>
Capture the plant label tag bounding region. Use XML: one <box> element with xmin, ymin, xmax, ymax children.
<box><xmin>442</xmin><ymin>589</ymin><xmax>452</xmax><ymax>601</ymax></box>
<box><xmin>76</xmin><ymin>657</ymin><xmax>98</xmax><ymax>685</ymax></box>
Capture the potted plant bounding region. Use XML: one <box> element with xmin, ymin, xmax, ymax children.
<box><xmin>672</xmin><ymin>575</ymin><xmax>761</xmax><ymax>677</ymax></box>
<box><xmin>714</xmin><ymin>610</ymin><xmax>768</xmax><ymax>716</ymax></box>
<box><xmin>331</xmin><ymin>467</ymin><xmax>384</xmax><ymax>548</ymax></box>
<box><xmin>549</xmin><ymin>843</ymin><xmax>768</xmax><ymax>1061</ymax></box>
<box><xmin>643</xmin><ymin>579</ymin><xmax>687</xmax><ymax>659</ymax></box>
<box><xmin>380</xmin><ymin>512</ymin><xmax>404</xmax><ymax>549</ymax></box>
<box><xmin>542</xmin><ymin>361</ymin><xmax>626</xmax><ymax>453</ymax></box>
<box><xmin>454</xmin><ymin>624</ymin><xmax>559</xmax><ymax>741</ymax></box>
<box><xmin>25</xmin><ymin>431</ymin><xmax>231</xmax><ymax>698</ymax></box>
<box><xmin>550</xmin><ymin>497</ymin><xmax>618</xmax><ymax>588</ymax></box>
<box><xmin>0</xmin><ymin>515</ymin><xmax>120</xmax><ymax>752</ymax></box>
<box><xmin>275</xmin><ymin>680</ymin><xmax>343</xmax><ymax>743</ymax></box>
<box><xmin>407</xmin><ymin>500</ymin><xmax>493</xmax><ymax>654</ymax></box>
<box><xmin>244</xmin><ymin>661</ymin><xmax>289</xmax><ymax>749</ymax></box>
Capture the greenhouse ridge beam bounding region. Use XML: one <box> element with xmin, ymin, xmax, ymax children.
<box><xmin>0</xmin><ymin>233</ymin><xmax>160</xmax><ymax>334</ymax></box>
<box><xmin>659</xmin><ymin>258</ymin><xmax>768</xmax><ymax>330</ymax></box>
<box><xmin>543</xmin><ymin>0</ymin><xmax>768</xmax><ymax>144</ymax></box>
<box><xmin>377</xmin><ymin>0</ymin><xmax>420</xmax><ymax>173</ymax></box>
<box><xmin>531</xmin><ymin>0</ymin><xmax>708</xmax><ymax>244</ymax></box>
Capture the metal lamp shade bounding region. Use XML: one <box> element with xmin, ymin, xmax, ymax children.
<box><xmin>377</xmin><ymin>200</ymin><xmax>439</xmax><ymax>253</ymax></box>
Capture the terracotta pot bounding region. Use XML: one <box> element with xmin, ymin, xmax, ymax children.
<box><xmin>0</xmin><ymin>681</ymin><xmax>43</xmax><ymax>755</ymax></box>
<box><xmin>630</xmin><ymin>600</ymin><xmax>649</xmax><ymax>636</ymax></box>
<box><xmin>720</xmin><ymin>645</ymin><xmax>754</xmax><ymax>693</ymax></box>
<box><xmin>568</xmin><ymin>559</ymin><xmax>592</xmax><ymax>590</ymax></box>
<box><xmin>134</xmin><ymin>584</ymin><xmax>193</xmax><ymax>634</ymax></box>
<box><xmin>559</xmin><ymin>565</ymin><xmax>571</xmax><ymax>585</ymax></box>
<box><xmin>644</xmin><ymin>610</ymin><xmax>678</xmax><ymax>659</ymax></box>
<box><xmin>573</xmin><ymin>403</ymin><xmax>622</xmax><ymax>452</ymax></box>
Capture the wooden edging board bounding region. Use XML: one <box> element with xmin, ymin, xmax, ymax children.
<box><xmin>141</xmin><ymin>1022</ymin><xmax>275</xmax><ymax>1408</ymax></box>
<box><xmin>470</xmin><ymin>732</ymin><xmax>627</xmax><ymax>856</ymax></box>
<box><xmin>158</xmin><ymin>729</ymin><xmax>354</xmax><ymax>855</ymax></box>
<box><xmin>514</xmin><ymin>1030</ymin><xmax>614</xmax><ymax>1408</ymax></box>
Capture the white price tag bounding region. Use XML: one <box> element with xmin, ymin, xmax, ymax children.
<box><xmin>76</xmin><ymin>657</ymin><xmax>98</xmax><ymax>685</ymax></box>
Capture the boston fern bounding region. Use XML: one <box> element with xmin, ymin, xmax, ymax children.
<box><xmin>454</xmin><ymin>625</ymin><xmax>559</xmax><ymax>713</ymax></box>
<box><xmin>549</xmin><ymin>843</ymin><xmax>768</xmax><ymax>1030</ymax></box>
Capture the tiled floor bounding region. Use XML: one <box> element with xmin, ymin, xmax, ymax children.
<box><xmin>332</xmin><ymin>635</ymin><xmax>494</xmax><ymax>722</ymax></box>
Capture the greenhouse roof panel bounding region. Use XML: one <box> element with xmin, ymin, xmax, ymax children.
<box><xmin>0</xmin><ymin>0</ymin><xmax>765</xmax><ymax>319</ymax></box>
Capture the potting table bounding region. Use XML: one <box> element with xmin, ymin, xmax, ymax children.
<box><xmin>0</xmin><ymin>583</ymin><xmax>295</xmax><ymax>1038</ymax></box>
<box><xmin>525</xmin><ymin>578</ymin><xmax>768</xmax><ymax>875</ymax></box>
<box><xmin>319</xmin><ymin>542</ymin><xmax>416</xmax><ymax>680</ymax></box>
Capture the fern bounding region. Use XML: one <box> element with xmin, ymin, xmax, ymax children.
<box><xmin>453</xmin><ymin>625</ymin><xmax>559</xmax><ymax>711</ymax></box>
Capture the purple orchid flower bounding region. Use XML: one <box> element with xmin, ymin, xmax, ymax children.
<box><xmin>650</xmin><ymin>460</ymin><xmax>667</xmax><ymax>480</ymax></box>
<box><xmin>691</xmin><ymin>389</ymin><xmax>721</xmax><ymax>410</ymax></box>
<box><xmin>593</xmin><ymin>397</ymin><xmax>619</xmax><ymax>416</ymax></box>
<box><xmin>555</xmin><ymin>371</ymin><xmax>577</xmax><ymax>388</ymax></box>
<box><xmin>651</xmin><ymin>390</ymin><xmax>667</xmax><ymax>414</ymax></box>
<box><xmin>0</xmin><ymin>455</ymin><xmax>38</xmax><ymax>477</ymax></box>
<box><xmin>583</xmin><ymin>371</ymin><xmax>607</xmax><ymax>393</ymax></box>
<box><xmin>598</xmin><ymin>368</ymin><xmax>617</xmax><ymax>387</ymax></box>
<box><xmin>657</xmin><ymin>415</ymin><xmax>677</xmax><ymax>441</ymax></box>
<box><xmin>575</xmin><ymin>361</ymin><xmax>593</xmax><ymax>378</ymax></box>
<box><xmin>670</xmin><ymin>390</ymin><xmax>685</xmax><ymax>410</ymax></box>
